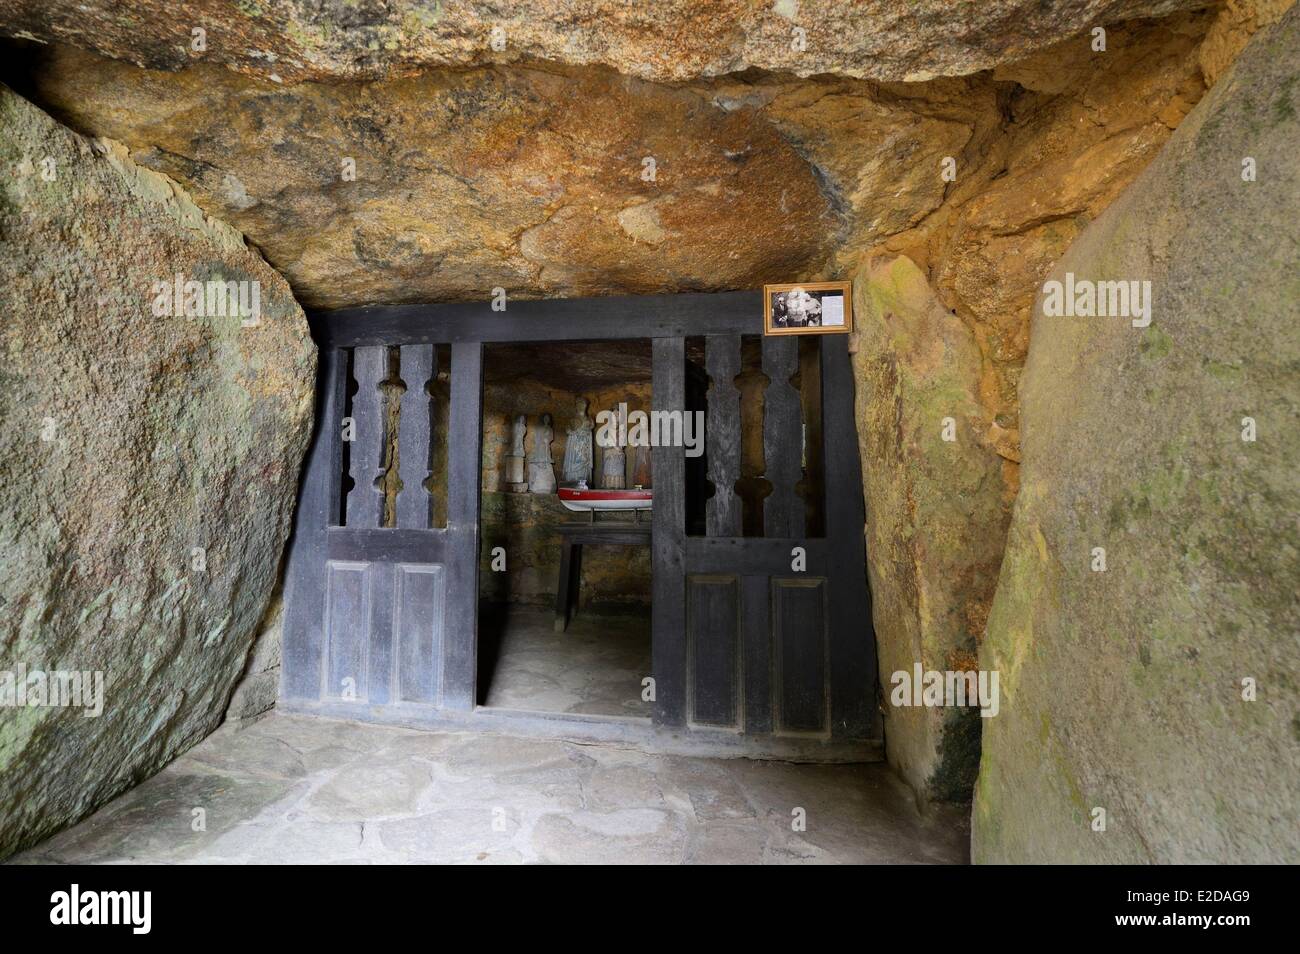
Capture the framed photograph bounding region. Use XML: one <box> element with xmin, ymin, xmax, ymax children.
<box><xmin>762</xmin><ymin>281</ymin><xmax>853</xmax><ymax>336</ymax></box>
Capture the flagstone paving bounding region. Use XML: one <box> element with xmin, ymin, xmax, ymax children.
<box><xmin>11</xmin><ymin>713</ymin><xmax>970</xmax><ymax>864</ymax></box>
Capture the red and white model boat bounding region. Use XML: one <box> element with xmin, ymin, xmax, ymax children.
<box><xmin>558</xmin><ymin>486</ymin><xmax>653</xmax><ymax>513</ymax></box>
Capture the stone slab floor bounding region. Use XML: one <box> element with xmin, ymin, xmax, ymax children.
<box><xmin>479</xmin><ymin>604</ymin><xmax>651</xmax><ymax>716</ymax></box>
<box><xmin>10</xmin><ymin>714</ymin><xmax>969</xmax><ymax>864</ymax></box>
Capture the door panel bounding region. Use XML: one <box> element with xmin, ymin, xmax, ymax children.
<box><xmin>772</xmin><ymin>577</ymin><xmax>828</xmax><ymax>735</ymax></box>
<box><xmin>395</xmin><ymin>563</ymin><xmax>445</xmax><ymax>704</ymax></box>
<box><xmin>654</xmin><ymin>333</ymin><xmax>878</xmax><ymax>742</ymax></box>
<box><xmin>282</xmin><ymin>342</ymin><xmax>480</xmax><ymax>713</ymax></box>
<box><xmin>686</xmin><ymin>575</ymin><xmax>742</xmax><ymax>729</ymax></box>
<box><xmin>323</xmin><ymin>560</ymin><xmax>371</xmax><ymax>701</ymax></box>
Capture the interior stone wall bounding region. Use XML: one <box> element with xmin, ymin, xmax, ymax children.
<box><xmin>479</xmin><ymin>493</ymin><xmax>651</xmax><ymax>609</ymax></box>
<box><xmin>585</xmin><ymin>382</ymin><xmax>654</xmax><ymax>491</ymax></box>
<box><xmin>479</xmin><ymin>377</ymin><xmax>653</xmax><ymax>609</ymax></box>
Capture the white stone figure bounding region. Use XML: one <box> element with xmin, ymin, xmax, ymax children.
<box><xmin>561</xmin><ymin>398</ymin><xmax>593</xmax><ymax>485</ymax></box>
<box><xmin>600</xmin><ymin>404</ymin><xmax>626</xmax><ymax>490</ymax></box>
<box><xmin>527</xmin><ymin>412</ymin><xmax>556</xmax><ymax>494</ymax></box>
<box><xmin>505</xmin><ymin>413</ymin><xmax>526</xmax><ymax>490</ymax></box>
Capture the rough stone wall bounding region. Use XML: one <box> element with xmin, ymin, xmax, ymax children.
<box><xmin>835</xmin><ymin>3</ymin><xmax>1290</xmax><ymax>801</ymax></box>
<box><xmin>480</xmin><ymin>493</ymin><xmax>651</xmax><ymax>609</ymax></box>
<box><xmin>480</xmin><ymin>377</ymin><xmax>652</xmax><ymax>608</ymax></box>
<box><xmin>585</xmin><ymin>381</ymin><xmax>654</xmax><ymax>491</ymax></box>
<box><xmin>974</xmin><ymin>6</ymin><xmax>1299</xmax><ymax>862</ymax></box>
<box><xmin>0</xmin><ymin>88</ymin><xmax>315</xmax><ymax>857</ymax></box>
<box><xmin>850</xmin><ymin>257</ymin><xmax>1006</xmax><ymax>800</ymax></box>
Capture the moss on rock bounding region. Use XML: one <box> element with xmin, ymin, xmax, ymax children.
<box><xmin>0</xmin><ymin>87</ymin><xmax>315</xmax><ymax>858</ymax></box>
<box><xmin>973</xmin><ymin>7</ymin><xmax>1300</xmax><ymax>863</ymax></box>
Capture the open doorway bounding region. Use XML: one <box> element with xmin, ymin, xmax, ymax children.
<box><xmin>476</xmin><ymin>339</ymin><xmax>653</xmax><ymax>718</ymax></box>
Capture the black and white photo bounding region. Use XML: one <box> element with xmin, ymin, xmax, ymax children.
<box><xmin>763</xmin><ymin>281</ymin><xmax>853</xmax><ymax>335</ymax></box>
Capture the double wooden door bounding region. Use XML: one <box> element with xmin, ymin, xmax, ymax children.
<box><xmin>280</xmin><ymin>292</ymin><xmax>878</xmax><ymax>745</ymax></box>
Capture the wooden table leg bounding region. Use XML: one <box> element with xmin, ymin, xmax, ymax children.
<box><xmin>554</xmin><ymin>538</ymin><xmax>574</xmax><ymax>632</ymax></box>
<box><xmin>569</xmin><ymin>543</ymin><xmax>583</xmax><ymax>628</ymax></box>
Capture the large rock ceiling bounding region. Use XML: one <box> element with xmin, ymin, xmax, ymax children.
<box><xmin>10</xmin><ymin>10</ymin><xmax>1246</xmax><ymax>320</ymax></box>
<box><xmin>15</xmin><ymin>46</ymin><xmax>840</xmax><ymax>309</ymax></box>
<box><xmin>1</xmin><ymin>0</ymin><xmax>1209</xmax><ymax>84</ymax></box>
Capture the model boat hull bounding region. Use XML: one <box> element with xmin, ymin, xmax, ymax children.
<box><xmin>558</xmin><ymin>488</ymin><xmax>653</xmax><ymax>512</ymax></box>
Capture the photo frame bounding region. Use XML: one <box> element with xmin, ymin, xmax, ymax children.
<box><xmin>762</xmin><ymin>281</ymin><xmax>853</xmax><ymax>336</ymax></box>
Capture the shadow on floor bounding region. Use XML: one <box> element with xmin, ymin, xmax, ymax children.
<box><xmin>477</xmin><ymin>602</ymin><xmax>651</xmax><ymax>717</ymax></box>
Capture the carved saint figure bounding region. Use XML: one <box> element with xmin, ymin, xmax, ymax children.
<box><xmin>561</xmin><ymin>399</ymin><xmax>593</xmax><ymax>485</ymax></box>
<box><xmin>505</xmin><ymin>413</ymin><xmax>526</xmax><ymax>488</ymax></box>
<box><xmin>527</xmin><ymin>412</ymin><xmax>556</xmax><ymax>494</ymax></box>
<box><xmin>600</xmin><ymin>404</ymin><xmax>626</xmax><ymax>490</ymax></box>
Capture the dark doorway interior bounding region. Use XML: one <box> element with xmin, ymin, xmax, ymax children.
<box><xmin>475</xmin><ymin>339</ymin><xmax>653</xmax><ymax>716</ymax></box>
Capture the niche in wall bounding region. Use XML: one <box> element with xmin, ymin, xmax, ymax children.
<box><xmin>478</xmin><ymin>340</ymin><xmax>653</xmax><ymax>611</ymax></box>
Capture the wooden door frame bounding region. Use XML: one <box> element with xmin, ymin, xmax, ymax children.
<box><xmin>283</xmin><ymin>290</ymin><xmax>879</xmax><ymax>745</ymax></box>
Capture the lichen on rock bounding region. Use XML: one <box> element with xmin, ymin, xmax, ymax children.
<box><xmin>850</xmin><ymin>254</ymin><xmax>1009</xmax><ymax>800</ymax></box>
<box><xmin>973</xmin><ymin>4</ymin><xmax>1300</xmax><ymax>862</ymax></box>
<box><xmin>0</xmin><ymin>85</ymin><xmax>315</xmax><ymax>858</ymax></box>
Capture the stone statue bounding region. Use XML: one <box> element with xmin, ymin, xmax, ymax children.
<box><xmin>632</xmin><ymin>443</ymin><xmax>652</xmax><ymax>488</ymax></box>
<box><xmin>527</xmin><ymin>412</ymin><xmax>556</xmax><ymax>494</ymax></box>
<box><xmin>561</xmin><ymin>398</ymin><xmax>593</xmax><ymax>486</ymax></box>
<box><xmin>600</xmin><ymin>405</ymin><xmax>626</xmax><ymax>490</ymax></box>
<box><xmin>510</xmin><ymin>413</ymin><xmax>527</xmax><ymax>457</ymax></box>
<box><xmin>505</xmin><ymin>413</ymin><xmax>526</xmax><ymax>491</ymax></box>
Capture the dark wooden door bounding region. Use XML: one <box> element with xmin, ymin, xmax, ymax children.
<box><xmin>653</xmin><ymin>334</ymin><xmax>877</xmax><ymax>740</ymax></box>
<box><xmin>280</xmin><ymin>291</ymin><xmax>877</xmax><ymax>748</ymax></box>
<box><xmin>281</xmin><ymin>342</ymin><xmax>482</xmax><ymax>712</ymax></box>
